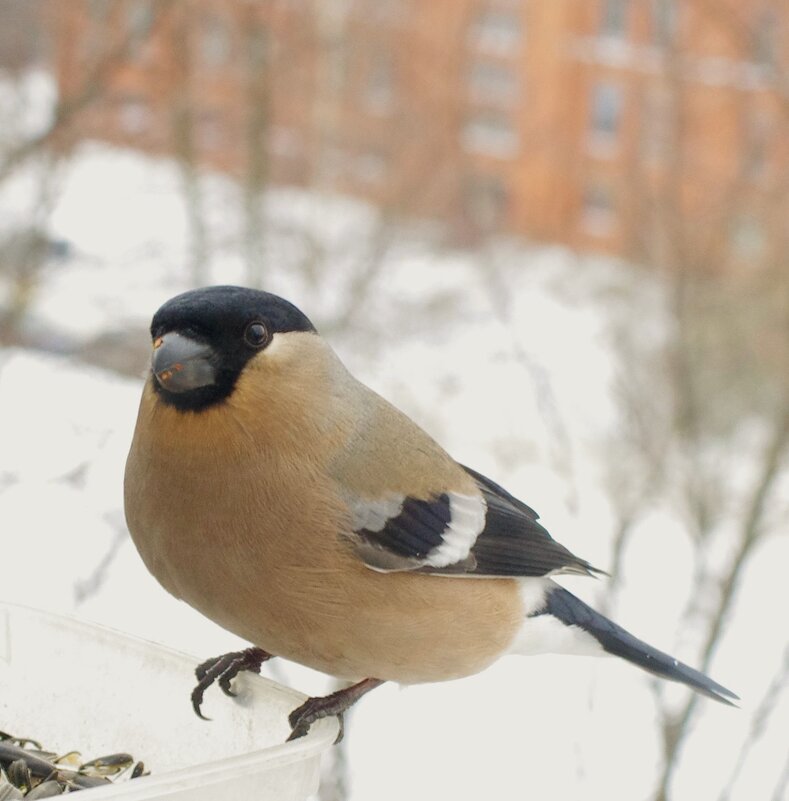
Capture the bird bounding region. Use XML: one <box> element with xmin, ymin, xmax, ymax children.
<box><xmin>124</xmin><ymin>285</ymin><xmax>737</xmax><ymax>741</ymax></box>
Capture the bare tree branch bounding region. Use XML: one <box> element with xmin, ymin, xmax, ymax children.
<box><xmin>718</xmin><ymin>645</ymin><xmax>789</xmax><ymax>801</ymax></box>
<box><xmin>170</xmin><ymin>9</ymin><xmax>210</xmax><ymax>285</ymax></box>
<box><xmin>654</xmin><ymin>408</ymin><xmax>789</xmax><ymax>801</ymax></box>
<box><xmin>0</xmin><ymin>1</ymin><xmax>175</xmax><ymax>184</ymax></box>
<box><xmin>771</xmin><ymin>752</ymin><xmax>789</xmax><ymax>801</ymax></box>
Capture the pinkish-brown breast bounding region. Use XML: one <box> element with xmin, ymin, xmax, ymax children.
<box><xmin>125</xmin><ymin>340</ymin><xmax>525</xmax><ymax>683</ymax></box>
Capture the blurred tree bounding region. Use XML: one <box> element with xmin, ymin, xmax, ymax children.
<box><xmin>171</xmin><ymin>6</ymin><xmax>210</xmax><ymax>285</ymax></box>
<box><xmin>598</xmin><ymin>4</ymin><xmax>789</xmax><ymax>799</ymax></box>
<box><xmin>241</xmin><ymin>10</ymin><xmax>270</xmax><ymax>287</ymax></box>
<box><xmin>0</xmin><ymin>0</ymin><xmax>46</xmax><ymax>72</ymax></box>
<box><xmin>0</xmin><ymin>0</ymin><xmax>176</xmax><ymax>345</ymax></box>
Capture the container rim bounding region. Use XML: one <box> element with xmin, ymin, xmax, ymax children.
<box><xmin>0</xmin><ymin>601</ymin><xmax>340</xmax><ymax>799</ymax></box>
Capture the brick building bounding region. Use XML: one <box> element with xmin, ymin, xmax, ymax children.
<box><xmin>52</xmin><ymin>0</ymin><xmax>787</xmax><ymax>262</ymax></box>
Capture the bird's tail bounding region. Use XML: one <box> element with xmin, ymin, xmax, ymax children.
<box><xmin>534</xmin><ymin>587</ymin><xmax>739</xmax><ymax>705</ymax></box>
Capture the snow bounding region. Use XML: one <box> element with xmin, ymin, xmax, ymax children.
<box><xmin>0</xmin><ymin>80</ymin><xmax>786</xmax><ymax>801</ymax></box>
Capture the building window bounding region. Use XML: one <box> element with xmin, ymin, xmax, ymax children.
<box><xmin>640</xmin><ymin>84</ymin><xmax>672</xmax><ymax>162</ymax></box>
<box><xmin>588</xmin><ymin>82</ymin><xmax>624</xmax><ymax>155</ymax></box>
<box><xmin>201</xmin><ymin>15</ymin><xmax>231</xmax><ymax>67</ymax></box>
<box><xmin>128</xmin><ymin>3</ymin><xmax>154</xmax><ymax>37</ymax></box>
<box><xmin>196</xmin><ymin>111</ymin><xmax>223</xmax><ymax>151</ymax></box>
<box><xmin>127</xmin><ymin>2</ymin><xmax>154</xmax><ymax>61</ymax></box>
<box><xmin>467</xmin><ymin>61</ymin><xmax>519</xmax><ymax>106</ymax></box>
<box><xmin>322</xmin><ymin>146</ymin><xmax>351</xmax><ymax>181</ymax></box>
<box><xmin>462</xmin><ymin>112</ymin><xmax>519</xmax><ymax>158</ymax></box>
<box><xmin>126</xmin><ymin>0</ymin><xmax>154</xmax><ymax>54</ymax></box>
<box><xmin>269</xmin><ymin>126</ymin><xmax>302</xmax><ymax>158</ymax></box>
<box><xmin>364</xmin><ymin>53</ymin><xmax>395</xmax><ymax>114</ymax></box>
<box><xmin>464</xmin><ymin>174</ymin><xmax>508</xmax><ymax>230</ymax></box>
<box><xmin>246</xmin><ymin>26</ymin><xmax>268</xmax><ymax>69</ymax></box>
<box><xmin>730</xmin><ymin>215</ymin><xmax>767</xmax><ymax>261</ymax></box>
<box><xmin>88</xmin><ymin>0</ymin><xmax>111</xmax><ymax>21</ymax></box>
<box><xmin>650</xmin><ymin>0</ymin><xmax>677</xmax><ymax>47</ymax></box>
<box><xmin>118</xmin><ymin>96</ymin><xmax>150</xmax><ymax>135</ymax></box>
<box><xmin>354</xmin><ymin>0</ymin><xmax>405</xmax><ymax>24</ymax></box>
<box><xmin>753</xmin><ymin>10</ymin><xmax>778</xmax><ymax>69</ymax></box>
<box><xmin>325</xmin><ymin>37</ymin><xmax>346</xmax><ymax>93</ymax></box>
<box><xmin>469</xmin><ymin>10</ymin><xmax>522</xmax><ymax>56</ymax></box>
<box><xmin>599</xmin><ymin>0</ymin><xmax>629</xmax><ymax>40</ymax></box>
<box><xmin>581</xmin><ymin>181</ymin><xmax>616</xmax><ymax>235</ymax></box>
<box><xmin>360</xmin><ymin>52</ymin><xmax>395</xmax><ymax>115</ymax></box>
<box><xmin>353</xmin><ymin>152</ymin><xmax>389</xmax><ymax>185</ymax></box>
<box><xmin>743</xmin><ymin>111</ymin><xmax>770</xmax><ymax>180</ymax></box>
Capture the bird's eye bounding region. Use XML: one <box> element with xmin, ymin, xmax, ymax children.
<box><xmin>244</xmin><ymin>321</ymin><xmax>270</xmax><ymax>348</ymax></box>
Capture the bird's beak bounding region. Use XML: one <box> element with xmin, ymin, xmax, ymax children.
<box><xmin>152</xmin><ymin>332</ymin><xmax>217</xmax><ymax>393</ymax></box>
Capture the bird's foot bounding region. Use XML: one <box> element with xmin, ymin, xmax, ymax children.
<box><xmin>191</xmin><ymin>646</ymin><xmax>273</xmax><ymax>720</ymax></box>
<box><xmin>287</xmin><ymin>678</ymin><xmax>384</xmax><ymax>744</ymax></box>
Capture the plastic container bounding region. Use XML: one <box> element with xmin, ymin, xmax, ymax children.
<box><xmin>0</xmin><ymin>603</ymin><xmax>339</xmax><ymax>799</ymax></box>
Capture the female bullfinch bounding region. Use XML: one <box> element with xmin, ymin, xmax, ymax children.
<box><xmin>124</xmin><ymin>286</ymin><xmax>737</xmax><ymax>740</ymax></box>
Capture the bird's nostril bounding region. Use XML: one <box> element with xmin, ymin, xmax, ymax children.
<box><xmin>156</xmin><ymin>363</ymin><xmax>186</xmax><ymax>384</ymax></box>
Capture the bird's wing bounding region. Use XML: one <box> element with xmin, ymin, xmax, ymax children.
<box><xmin>344</xmin><ymin>464</ymin><xmax>601</xmax><ymax>579</ymax></box>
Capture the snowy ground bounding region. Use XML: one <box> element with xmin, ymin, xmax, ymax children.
<box><xmin>0</xmin><ymin>114</ymin><xmax>786</xmax><ymax>799</ymax></box>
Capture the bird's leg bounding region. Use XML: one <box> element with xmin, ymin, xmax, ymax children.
<box><xmin>287</xmin><ymin>678</ymin><xmax>384</xmax><ymax>743</ymax></box>
<box><xmin>191</xmin><ymin>646</ymin><xmax>274</xmax><ymax>720</ymax></box>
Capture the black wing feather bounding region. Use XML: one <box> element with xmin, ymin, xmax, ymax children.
<box><xmin>455</xmin><ymin>464</ymin><xmax>603</xmax><ymax>578</ymax></box>
<box><xmin>359</xmin><ymin>494</ymin><xmax>451</xmax><ymax>560</ymax></box>
<box><xmin>349</xmin><ymin>466</ymin><xmax>603</xmax><ymax>579</ymax></box>
<box><xmin>462</xmin><ymin>464</ymin><xmax>541</xmax><ymax>520</ymax></box>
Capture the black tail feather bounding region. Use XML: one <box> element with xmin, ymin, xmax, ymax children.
<box><xmin>540</xmin><ymin>588</ymin><xmax>739</xmax><ymax>705</ymax></box>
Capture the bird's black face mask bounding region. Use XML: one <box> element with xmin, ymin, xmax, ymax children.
<box><xmin>149</xmin><ymin>285</ymin><xmax>316</xmax><ymax>412</ymax></box>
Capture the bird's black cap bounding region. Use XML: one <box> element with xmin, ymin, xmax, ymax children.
<box><xmin>152</xmin><ymin>285</ymin><xmax>316</xmax><ymax>341</ymax></box>
<box><xmin>150</xmin><ymin>285</ymin><xmax>316</xmax><ymax>412</ymax></box>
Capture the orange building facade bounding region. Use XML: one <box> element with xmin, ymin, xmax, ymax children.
<box><xmin>52</xmin><ymin>0</ymin><xmax>787</xmax><ymax>261</ymax></box>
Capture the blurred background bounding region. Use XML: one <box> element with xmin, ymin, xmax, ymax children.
<box><xmin>0</xmin><ymin>1</ymin><xmax>787</xmax><ymax>799</ymax></box>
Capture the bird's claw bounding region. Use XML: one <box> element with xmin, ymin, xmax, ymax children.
<box><xmin>285</xmin><ymin>678</ymin><xmax>383</xmax><ymax>744</ymax></box>
<box><xmin>287</xmin><ymin>700</ymin><xmax>345</xmax><ymax>744</ymax></box>
<box><xmin>191</xmin><ymin>647</ymin><xmax>272</xmax><ymax>720</ymax></box>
